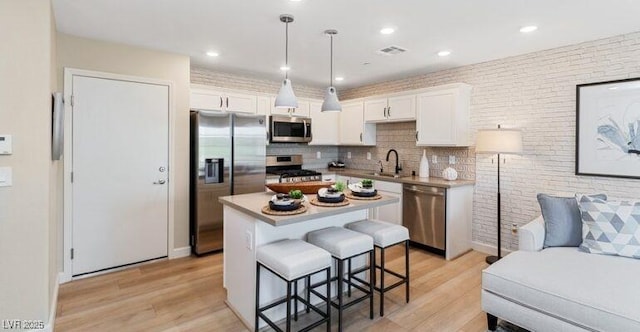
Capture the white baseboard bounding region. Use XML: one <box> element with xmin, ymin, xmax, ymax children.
<box><xmin>471</xmin><ymin>241</ymin><xmax>514</xmax><ymax>256</ymax></box>
<box><xmin>42</xmin><ymin>272</ymin><xmax>62</xmax><ymax>332</ymax></box>
<box><xmin>169</xmin><ymin>246</ymin><xmax>192</xmax><ymax>259</ymax></box>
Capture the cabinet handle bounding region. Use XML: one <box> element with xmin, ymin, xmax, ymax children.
<box><xmin>219</xmin><ymin>97</ymin><xmax>223</xmax><ymax>108</ymax></box>
<box><xmin>360</xmin><ymin>133</ymin><xmax>363</xmax><ymax>142</ymax></box>
<box><xmin>226</xmin><ymin>97</ymin><xmax>229</xmax><ymax>108</ymax></box>
<box><xmin>383</xmin><ymin>106</ymin><xmax>387</xmax><ymax>118</ymax></box>
<box><xmin>415</xmin><ymin>131</ymin><xmax>419</xmax><ymax>141</ymax></box>
<box><xmin>388</xmin><ymin>106</ymin><xmax>391</xmax><ymax>118</ymax></box>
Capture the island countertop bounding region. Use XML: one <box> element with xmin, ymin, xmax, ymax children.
<box><xmin>219</xmin><ymin>191</ymin><xmax>399</xmax><ymax>227</ymax></box>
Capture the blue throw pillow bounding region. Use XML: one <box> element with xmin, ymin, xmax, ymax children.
<box><xmin>537</xmin><ymin>193</ymin><xmax>607</xmax><ymax>248</ymax></box>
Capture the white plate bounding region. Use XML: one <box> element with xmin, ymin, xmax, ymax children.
<box><xmin>318</xmin><ymin>188</ymin><xmax>342</xmax><ymax>198</ymax></box>
<box><xmin>271</xmin><ymin>194</ymin><xmax>307</xmax><ymax>205</ymax></box>
<box><xmin>348</xmin><ymin>183</ymin><xmax>375</xmax><ymax>193</ymax></box>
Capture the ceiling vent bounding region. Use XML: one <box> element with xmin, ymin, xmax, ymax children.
<box><xmin>377</xmin><ymin>45</ymin><xmax>408</xmax><ymax>56</ymax></box>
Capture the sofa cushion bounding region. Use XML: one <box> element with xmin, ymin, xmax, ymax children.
<box><xmin>577</xmin><ymin>195</ymin><xmax>640</xmax><ymax>259</ymax></box>
<box><xmin>537</xmin><ymin>193</ymin><xmax>606</xmax><ymax>248</ymax></box>
<box><xmin>483</xmin><ymin>248</ymin><xmax>640</xmax><ymax>331</ymax></box>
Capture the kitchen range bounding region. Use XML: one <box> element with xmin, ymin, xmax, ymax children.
<box><xmin>265</xmin><ymin>154</ymin><xmax>321</xmax><ymax>183</ymax></box>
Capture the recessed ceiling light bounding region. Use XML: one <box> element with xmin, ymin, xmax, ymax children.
<box><xmin>335</xmin><ymin>77</ymin><xmax>344</xmax><ymax>81</ymax></box>
<box><xmin>437</xmin><ymin>50</ymin><xmax>451</xmax><ymax>57</ymax></box>
<box><xmin>380</xmin><ymin>27</ymin><xmax>395</xmax><ymax>35</ymax></box>
<box><xmin>519</xmin><ymin>25</ymin><xmax>538</xmax><ymax>33</ymax></box>
<box><xmin>289</xmin><ymin>0</ymin><xmax>302</xmax><ymax>2</ymax></box>
<box><xmin>206</xmin><ymin>51</ymin><xmax>219</xmax><ymax>57</ymax></box>
<box><xmin>280</xmin><ymin>66</ymin><xmax>290</xmax><ymax>71</ymax></box>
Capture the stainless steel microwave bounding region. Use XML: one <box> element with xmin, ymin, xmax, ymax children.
<box><xmin>269</xmin><ymin>115</ymin><xmax>312</xmax><ymax>143</ymax></box>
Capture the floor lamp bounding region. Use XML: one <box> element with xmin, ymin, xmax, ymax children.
<box><xmin>476</xmin><ymin>125</ymin><xmax>523</xmax><ymax>264</ymax></box>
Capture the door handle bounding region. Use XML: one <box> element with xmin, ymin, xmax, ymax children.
<box><xmin>154</xmin><ymin>179</ymin><xmax>166</xmax><ymax>185</ymax></box>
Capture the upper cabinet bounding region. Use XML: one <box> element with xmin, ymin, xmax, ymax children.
<box><xmin>364</xmin><ymin>94</ymin><xmax>416</xmax><ymax>123</ymax></box>
<box><xmin>339</xmin><ymin>100</ymin><xmax>376</xmax><ymax>146</ymax></box>
<box><xmin>416</xmin><ymin>83</ymin><xmax>472</xmax><ymax>146</ymax></box>
<box><xmin>309</xmin><ymin>101</ymin><xmax>339</xmax><ymax>145</ymax></box>
<box><xmin>190</xmin><ymin>84</ymin><xmax>256</xmax><ymax>114</ymax></box>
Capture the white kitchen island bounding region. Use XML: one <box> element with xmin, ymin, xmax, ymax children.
<box><xmin>219</xmin><ymin>191</ymin><xmax>399</xmax><ymax>330</ymax></box>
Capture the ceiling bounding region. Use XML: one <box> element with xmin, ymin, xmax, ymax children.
<box><xmin>53</xmin><ymin>0</ymin><xmax>640</xmax><ymax>89</ymax></box>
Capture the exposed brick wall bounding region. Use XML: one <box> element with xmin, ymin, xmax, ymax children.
<box><xmin>191</xmin><ymin>66</ymin><xmax>324</xmax><ymax>99</ymax></box>
<box><xmin>342</xmin><ymin>31</ymin><xmax>640</xmax><ymax>250</ymax></box>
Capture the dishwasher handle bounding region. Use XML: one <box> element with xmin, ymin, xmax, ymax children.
<box><xmin>404</xmin><ymin>185</ymin><xmax>445</xmax><ymax>196</ymax></box>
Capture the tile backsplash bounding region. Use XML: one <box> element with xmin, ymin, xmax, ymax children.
<box><xmin>337</xmin><ymin>122</ymin><xmax>475</xmax><ymax>180</ymax></box>
<box><xmin>267</xmin><ymin>144</ymin><xmax>339</xmax><ymax>170</ymax></box>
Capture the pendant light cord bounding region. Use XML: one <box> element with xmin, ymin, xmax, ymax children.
<box><xmin>329</xmin><ymin>34</ymin><xmax>333</xmax><ymax>87</ymax></box>
<box><xmin>285</xmin><ymin>21</ymin><xmax>289</xmax><ymax>80</ymax></box>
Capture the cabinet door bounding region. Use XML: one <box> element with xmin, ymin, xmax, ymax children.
<box><xmin>387</xmin><ymin>95</ymin><xmax>416</xmax><ymax>121</ymax></box>
<box><xmin>225</xmin><ymin>91</ymin><xmax>257</xmax><ymax>114</ymax></box>
<box><xmin>190</xmin><ymin>88</ymin><xmax>224</xmax><ymax>111</ymax></box>
<box><xmin>416</xmin><ymin>85</ymin><xmax>471</xmax><ymax>146</ymax></box>
<box><xmin>339</xmin><ymin>102</ymin><xmax>365</xmax><ymax>145</ymax></box>
<box><xmin>309</xmin><ymin>101</ymin><xmax>339</xmax><ymax>145</ymax></box>
<box><xmin>269</xmin><ymin>98</ymin><xmax>310</xmax><ymax>117</ymax></box>
<box><xmin>373</xmin><ymin>190</ymin><xmax>402</xmax><ymax>225</ymax></box>
<box><xmin>364</xmin><ymin>98</ymin><xmax>388</xmax><ymax>122</ymax></box>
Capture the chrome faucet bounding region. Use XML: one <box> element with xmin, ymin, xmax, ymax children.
<box><xmin>386</xmin><ymin>149</ymin><xmax>402</xmax><ymax>174</ymax></box>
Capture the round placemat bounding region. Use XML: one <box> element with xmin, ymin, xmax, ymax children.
<box><xmin>309</xmin><ymin>197</ymin><xmax>350</xmax><ymax>207</ymax></box>
<box><xmin>344</xmin><ymin>190</ymin><xmax>382</xmax><ymax>200</ymax></box>
<box><xmin>261</xmin><ymin>204</ymin><xmax>308</xmax><ymax>216</ymax></box>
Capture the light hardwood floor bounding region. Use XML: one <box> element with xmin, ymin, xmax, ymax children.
<box><xmin>55</xmin><ymin>248</ymin><xmax>490</xmax><ymax>331</ymax></box>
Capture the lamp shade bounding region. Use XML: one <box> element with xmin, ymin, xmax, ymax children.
<box><xmin>321</xmin><ymin>87</ymin><xmax>342</xmax><ymax>112</ymax></box>
<box><xmin>274</xmin><ymin>79</ymin><xmax>298</xmax><ymax>109</ymax></box>
<box><xmin>476</xmin><ymin>128</ymin><xmax>523</xmax><ymax>154</ymax></box>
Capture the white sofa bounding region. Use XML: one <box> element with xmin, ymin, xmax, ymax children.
<box><xmin>481</xmin><ymin>216</ymin><xmax>640</xmax><ymax>331</ymax></box>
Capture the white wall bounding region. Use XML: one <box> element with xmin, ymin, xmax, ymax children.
<box><xmin>0</xmin><ymin>0</ymin><xmax>57</xmax><ymax>324</ymax></box>
<box><xmin>56</xmin><ymin>33</ymin><xmax>192</xmax><ymax>250</ymax></box>
<box><xmin>342</xmin><ymin>31</ymin><xmax>640</xmax><ymax>251</ymax></box>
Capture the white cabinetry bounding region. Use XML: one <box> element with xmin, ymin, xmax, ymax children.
<box><xmin>339</xmin><ymin>101</ymin><xmax>376</xmax><ymax>146</ymax></box>
<box><xmin>415</xmin><ymin>83</ymin><xmax>472</xmax><ymax>146</ymax></box>
<box><xmin>190</xmin><ymin>84</ymin><xmax>257</xmax><ymax>114</ymax></box>
<box><xmin>364</xmin><ymin>94</ymin><xmax>416</xmax><ymax>123</ymax></box>
<box><xmin>309</xmin><ymin>101</ymin><xmax>339</xmax><ymax>145</ymax></box>
<box><xmin>370</xmin><ymin>180</ymin><xmax>402</xmax><ymax>225</ymax></box>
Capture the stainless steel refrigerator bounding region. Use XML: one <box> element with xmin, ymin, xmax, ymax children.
<box><xmin>190</xmin><ymin>111</ymin><xmax>266</xmax><ymax>255</ymax></box>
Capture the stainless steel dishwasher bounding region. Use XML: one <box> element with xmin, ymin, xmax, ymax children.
<box><xmin>402</xmin><ymin>184</ymin><xmax>446</xmax><ymax>254</ymax></box>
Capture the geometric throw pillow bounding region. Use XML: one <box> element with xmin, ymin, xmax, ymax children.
<box><xmin>576</xmin><ymin>194</ymin><xmax>640</xmax><ymax>259</ymax></box>
<box><xmin>537</xmin><ymin>193</ymin><xmax>607</xmax><ymax>248</ymax></box>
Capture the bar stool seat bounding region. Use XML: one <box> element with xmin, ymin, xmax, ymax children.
<box><xmin>256</xmin><ymin>239</ymin><xmax>332</xmax><ymax>332</ymax></box>
<box><xmin>257</xmin><ymin>239</ymin><xmax>332</xmax><ymax>281</ymax></box>
<box><xmin>307</xmin><ymin>227</ymin><xmax>375</xmax><ymax>332</ymax></box>
<box><xmin>347</xmin><ymin>219</ymin><xmax>409</xmax><ymax>248</ymax></box>
<box><xmin>347</xmin><ymin>219</ymin><xmax>410</xmax><ymax>317</ymax></box>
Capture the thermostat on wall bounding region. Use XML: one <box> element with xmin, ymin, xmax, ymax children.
<box><xmin>0</xmin><ymin>135</ymin><xmax>11</xmax><ymax>155</ymax></box>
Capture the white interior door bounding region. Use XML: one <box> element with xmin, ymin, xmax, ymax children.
<box><xmin>72</xmin><ymin>75</ymin><xmax>169</xmax><ymax>276</ymax></box>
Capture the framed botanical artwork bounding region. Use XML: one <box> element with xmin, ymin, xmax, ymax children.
<box><xmin>576</xmin><ymin>78</ymin><xmax>640</xmax><ymax>179</ymax></box>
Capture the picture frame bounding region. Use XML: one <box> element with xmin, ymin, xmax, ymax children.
<box><xmin>576</xmin><ymin>77</ymin><xmax>640</xmax><ymax>179</ymax></box>
<box><xmin>52</xmin><ymin>92</ymin><xmax>64</xmax><ymax>161</ymax></box>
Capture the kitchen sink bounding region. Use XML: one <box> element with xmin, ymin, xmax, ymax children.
<box><xmin>370</xmin><ymin>172</ymin><xmax>400</xmax><ymax>179</ymax></box>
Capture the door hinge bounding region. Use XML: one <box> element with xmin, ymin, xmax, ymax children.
<box><xmin>70</xmin><ymin>248</ymin><xmax>74</xmax><ymax>260</ymax></box>
<box><xmin>70</xmin><ymin>95</ymin><xmax>74</xmax><ymax>107</ymax></box>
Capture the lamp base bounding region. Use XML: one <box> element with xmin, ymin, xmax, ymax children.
<box><xmin>485</xmin><ymin>255</ymin><xmax>501</xmax><ymax>265</ymax></box>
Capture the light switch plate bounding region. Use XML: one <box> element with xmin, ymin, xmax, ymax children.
<box><xmin>347</xmin><ymin>152</ymin><xmax>352</xmax><ymax>159</ymax></box>
<box><xmin>432</xmin><ymin>155</ymin><xmax>438</xmax><ymax>164</ymax></box>
<box><xmin>316</xmin><ymin>151</ymin><xmax>321</xmax><ymax>159</ymax></box>
<box><xmin>0</xmin><ymin>135</ymin><xmax>12</xmax><ymax>155</ymax></box>
<box><xmin>449</xmin><ymin>155</ymin><xmax>456</xmax><ymax>164</ymax></box>
<box><xmin>366</xmin><ymin>152</ymin><xmax>371</xmax><ymax>160</ymax></box>
<box><xmin>0</xmin><ymin>167</ymin><xmax>12</xmax><ymax>187</ymax></box>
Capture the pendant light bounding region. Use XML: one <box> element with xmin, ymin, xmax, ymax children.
<box><xmin>274</xmin><ymin>14</ymin><xmax>298</xmax><ymax>109</ymax></box>
<box><xmin>321</xmin><ymin>29</ymin><xmax>342</xmax><ymax>112</ymax></box>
